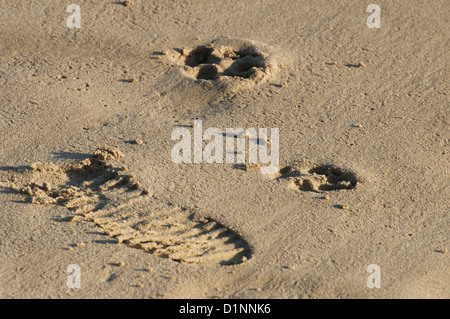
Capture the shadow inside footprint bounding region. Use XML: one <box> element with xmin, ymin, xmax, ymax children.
<box><xmin>223</xmin><ymin>54</ymin><xmax>266</xmax><ymax>79</ymax></box>
<box><xmin>185</xmin><ymin>46</ymin><xmax>220</xmax><ymax>67</ymax></box>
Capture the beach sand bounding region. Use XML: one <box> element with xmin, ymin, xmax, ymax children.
<box><xmin>0</xmin><ymin>0</ymin><xmax>448</xmax><ymax>298</ymax></box>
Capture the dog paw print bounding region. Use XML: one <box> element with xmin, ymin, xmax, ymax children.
<box><xmin>163</xmin><ymin>38</ymin><xmax>281</xmax><ymax>89</ymax></box>
<box><xmin>277</xmin><ymin>164</ymin><xmax>358</xmax><ymax>192</ymax></box>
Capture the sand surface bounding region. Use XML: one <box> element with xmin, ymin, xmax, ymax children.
<box><xmin>0</xmin><ymin>0</ymin><xmax>448</xmax><ymax>298</ymax></box>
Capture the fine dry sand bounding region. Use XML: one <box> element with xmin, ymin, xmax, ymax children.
<box><xmin>0</xmin><ymin>0</ymin><xmax>448</xmax><ymax>298</ymax></box>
